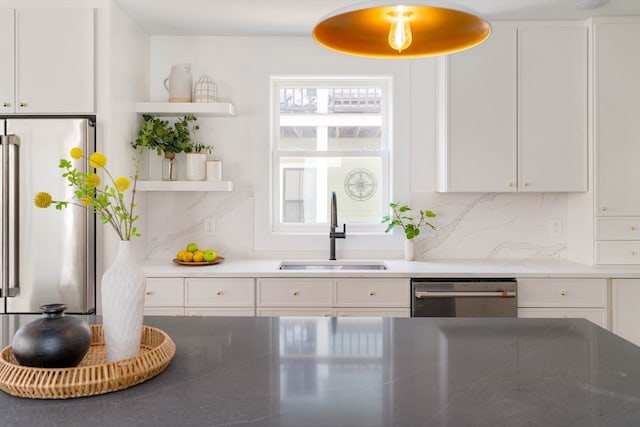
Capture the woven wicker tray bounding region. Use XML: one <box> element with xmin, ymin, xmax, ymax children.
<box><xmin>0</xmin><ymin>324</ymin><xmax>176</xmax><ymax>399</ymax></box>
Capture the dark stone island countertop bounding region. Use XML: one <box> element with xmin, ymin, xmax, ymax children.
<box><xmin>1</xmin><ymin>315</ymin><xmax>640</xmax><ymax>427</ymax></box>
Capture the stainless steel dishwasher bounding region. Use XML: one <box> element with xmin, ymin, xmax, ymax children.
<box><xmin>411</xmin><ymin>278</ymin><xmax>517</xmax><ymax>317</ymax></box>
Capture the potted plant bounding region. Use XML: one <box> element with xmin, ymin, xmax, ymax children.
<box><xmin>131</xmin><ymin>114</ymin><xmax>199</xmax><ymax>181</ymax></box>
<box><xmin>382</xmin><ymin>202</ymin><xmax>436</xmax><ymax>261</ymax></box>
<box><xmin>185</xmin><ymin>142</ymin><xmax>213</xmax><ymax>181</ymax></box>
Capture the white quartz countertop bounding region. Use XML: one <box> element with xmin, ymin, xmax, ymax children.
<box><xmin>140</xmin><ymin>258</ymin><xmax>640</xmax><ymax>278</ymax></box>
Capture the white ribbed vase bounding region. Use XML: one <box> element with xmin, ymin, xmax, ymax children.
<box><xmin>101</xmin><ymin>241</ymin><xmax>145</xmax><ymax>362</ymax></box>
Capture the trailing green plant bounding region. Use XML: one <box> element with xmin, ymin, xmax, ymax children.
<box><xmin>382</xmin><ymin>202</ymin><xmax>436</xmax><ymax>240</ymax></box>
<box><xmin>131</xmin><ymin>114</ymin><xmax>199</xmax><ymax>155</ymax></box>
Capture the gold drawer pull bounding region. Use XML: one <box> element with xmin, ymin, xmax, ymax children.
<box><xmin>600</xmin><ymin>206</ymin><xmax>607</xmax><ymax>212</ymax></box>
<box><xmin>523</xmin><ymin>182</ymin><xmax>529</xmax><ymax>187</ymax></box>
<box><xmin>18</xmin><ymin>102</ymin><xmax>27</xmax><ymax>107</ymax></box>
<box><xmin>323</xmin><ymin>312</ymin><xmax>331</xmax><ymax>317</ymax></box>
<box><xmin>631</xmin><ymin>251</ymin><xmax>638</xmax><ymax>256</ymax></box>
<box><xmin>560</xmin><ymin>290</ymin><xmax>567</xmax><ymax>297</ymax></box>
<box><xmin>145</xmin><ymin>291</ymin><xmax>152</xmax><ymax>295</ymax></box>
<box><xmin>216</xmin><ymin>290</ymin><xmax>223</xmax><ymax>296</ymax></box>
<box><xmin>506</xmin><ymin>182</ymin><xmax>513</xmax><ymax>187</ymax></box>
<box><xmin>631</xmin><ymin>226</ymin><xmax>637</xmax><ymax>231</ymax></box>
<box><xmin>292</xmin><ymin>291</ymin><xmax>299</xmax><ymax>296</ymax></box>
<box><xmin>369</xmin><ymin>290</ymin><xmax>376</xmax><ymax>296</ymax></box>
<box><xmin>2</xmin><ymin>102</ymin><xmax>9</xmax><ymax>107</ymax></box>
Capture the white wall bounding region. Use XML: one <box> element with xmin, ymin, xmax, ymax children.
<box><xmin>140</xmin><ymin>35</ymin><xmax>568</xmax><ymax>261</ymax></box>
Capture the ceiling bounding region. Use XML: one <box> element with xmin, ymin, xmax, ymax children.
<box><xmin>112</xmin><ymin>0</ymin><xmax>640</xmax><ymax>36</ymax></box>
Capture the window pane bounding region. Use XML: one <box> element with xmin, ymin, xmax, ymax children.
<box><xmin>277</xmin><ymin>86</ymin><xmax>383</xmax><ymax>152</ymax></box>
<box><xmin>279</xmin><ymin>156</ymin><xmax>382</xmax><ymax>225</ymax></box>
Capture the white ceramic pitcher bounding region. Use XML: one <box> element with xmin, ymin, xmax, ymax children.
<box><xmin>164</xmin><ymin>64</ymin><xmax>193</xmax><ymax>102</ymax></box>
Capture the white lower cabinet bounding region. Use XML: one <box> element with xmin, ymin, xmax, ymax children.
<box><xmin>256</xmin><ymin>278</ymin><xmax>410</xmax><ymax>317</ymax></box>
<box><xmin>612</xmin><ymin>279</ymin><xmax>640</xmax><ymax>346</ymax></box>
<box><xmin>517</xmin><ymin>278</ymin><xmax>608</xmax><ymax>328</ymax></box>
<box><xmin>144</xmin><ymin>278</ymin><xmax>185</xmax><ymax>316</ymax></box>
<box><xmin>185</xmin><ymin>278</ymin><xmax>255</xmax><ymax>316</ymax></box>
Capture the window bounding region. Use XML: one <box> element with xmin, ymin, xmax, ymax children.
<box><xmin>271</xmin><ymin>76</ymin><xmax>392</xmax><ymax>233</ymax></box>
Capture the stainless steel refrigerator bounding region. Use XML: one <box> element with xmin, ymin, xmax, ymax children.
<box><xmin>0</xmin><ymin>117</ymin><xmax>96</xmax><ymax>314</ymax></box>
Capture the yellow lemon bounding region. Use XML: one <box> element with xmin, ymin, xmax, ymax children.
<box><xmin>183</xmin><ymin>251</ymin><xmax>194</xmax><ymax>262</ymax></box>
<box><xmin>193</xmin><ymin>252</ymin><xmax>204</xmax><ymax>262</ymax></box>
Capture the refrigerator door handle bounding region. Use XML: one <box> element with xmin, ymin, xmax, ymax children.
<box><xmin>1</xmin><ymin>135</ymin><xmax>19</xmax><ymax>298</ymax></box>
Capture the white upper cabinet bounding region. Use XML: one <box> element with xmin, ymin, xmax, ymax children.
<box><xmin>437</xmin><ymin>22</ymin><xmax>588</xmax><ymax>193</ymax></box>
<box><xmin>437</xmin><ymin>25</ymin><xmax>517</xmax><ymax>192</ymax></box>
<box><xmin>594</xmin><ymin>19</ymin><xmax>640</xmax><ymax>216</ymax></box>
<box><xmin>518</xmin><ymin>25</ymin><xmax>587</xmax><ymax>192</ymax></box>
<box><xmin>0</xmin><ymin>8</ymin><xmax>94</xmax><ymax>114</ymax></box>
<box><xmin>0</xmin><ymin>9</ymin><xmax>14</xmax><ymax>113</ymax></box>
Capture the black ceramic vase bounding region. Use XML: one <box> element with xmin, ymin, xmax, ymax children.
<box><xmin>11</xmin><ymin>303</ymin><xmax>92</xmax><ymax>368</ymax></box>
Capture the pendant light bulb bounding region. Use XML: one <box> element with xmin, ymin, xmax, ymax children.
<box><xmin>387</xmin><ymin>10</ymin><xmax>413</xmax><ymax>53</ymax></box>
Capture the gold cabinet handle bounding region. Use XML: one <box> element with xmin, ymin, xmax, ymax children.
<box><xmin>292</xmin><ymin>291</ymin><xmax>299</xmax><ymax>296</ymax></box>
<box><xmin>560</xmin><ymin>290</ymin><xmax>567</xmax><ymax>296</ymax></box>
<box><xmin>145</xmin><ymin>290</ymin><xmax>152</xmax><ymax>295</ymax></box>
<box><xmin>507</xmin><ymin>182</ymin><xmax>513</xmax><ymax>187</ymax></box>
<box><xmin>631</xmin><ymin>251</ymin><xmax>638</xmax><ymax>256</ymax></box>
<box><xmin>600</xmin><ymin>206</ymin><xmax>607</xmax><ymax>212</ymax></box>
<box><xmin>369</xmin><ymin>290</ymin><xmax>376</xmax><ymax>296</ymax></box>
<box><xmin>216</xmin><ymin>290</ymin><xmax>223</xmax><ymax>296</ymax></box>
<box><xmin>1</xmin><ymin>102</ymin><xmax>9</xmax><ymax>107</ymax></box>
<box><xmin>18</xmin><ymin>102</ymin><xmax>27</xmax><ymax>107</ymax></box>
<box><xmin>323</xmin><ymin>312</ymin><xmax>331</xmax><ymax>317</ymax></box>
<box><xmin>631</xmin><ymin>226</ymin><xmax>637</xmax><ymax>231</ymax></box>
<box><xmin>523</xmin><ymin>182</ymin><xmax>529</xmax><ymax>187</ymax></box>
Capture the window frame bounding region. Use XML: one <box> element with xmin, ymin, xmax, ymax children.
<box><xmin>270</xmin><ymin>75</ymin><xmax>393</xmax><ymax>234</ymax></box>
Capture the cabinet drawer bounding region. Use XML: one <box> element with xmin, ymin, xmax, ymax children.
<box><xmin>257</xmin><ymin>279</ymin><xmax>333</xmax><ymax>307</ymax></box>
<box><xmin>334</xmin><ymin>279</ymin><xmax>409</xmax><ymax>307</ymax></box>
<box><xmin>185</xmin><ymin>278</ymin><xmax>254</xmax><ymax>307</ymax></box>
<box><xmin>518</xmin><ymin>279</ymin><xmax>607</xmax><ymax>307</ymax></box>
<box><xmin>596</xmin><ymin>241</ymin><xmax>640</xmax><ymax>264</ymax></box>
<box><xmin>596</xmin><ymin>217</ymin><xmax>640</xmax><ymax>240</ymax></box>
<box><xmin>518</xmin><ymin>308</ymin><xmax>607</xmax><ymax>328</ymax></box>
<box><xmin>145</xmin><ymin>278</ymin><xmax>184</xmax><ymax>307</ymax></box>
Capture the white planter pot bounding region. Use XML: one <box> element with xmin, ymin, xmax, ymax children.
<box><xmin>186</xmin><ymin>153</ymin><xmax>207</xmax><ymax>181</ymax></box>
<box><xmin>404</xmin><ymin>239</ymin><xmax>415</xmax><ymax>261</ymax></box>
<box><xmin>101</xmin><ymin>241</ymin><xmax>145</xmax><ymax>362</ymax></box>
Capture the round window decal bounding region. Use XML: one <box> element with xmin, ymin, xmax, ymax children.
<box><xmin>344</xmin><ymin>168</ymin><xmax>377</xmax><ymax>201</ymax></box>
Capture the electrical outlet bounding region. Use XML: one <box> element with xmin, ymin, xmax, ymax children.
<box><xmin>549</xmin><ymin>218</ymin><xmax>562</xmax><ymax>237</ymax></box>
<box><xmin>204</xmin><ymin>218</ymin><xmax>216</xmax><ymax>234</ymax></box>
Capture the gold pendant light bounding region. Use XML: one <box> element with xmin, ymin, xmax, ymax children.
<box><xmin>312</xmin><ymin>1</ymin><xmax>491</xmax><ymax>58</ymax></box>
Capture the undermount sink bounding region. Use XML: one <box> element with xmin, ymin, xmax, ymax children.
<box><xmin>278</xmin><ymin>261</ymin><xmax>389</xmax><ymax>271</ymax></box>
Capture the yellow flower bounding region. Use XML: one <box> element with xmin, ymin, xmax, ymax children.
<box><xmin>89</xmin><ymin>152</ymin><xmax>107</xmax><ymax>169</ymax></box>
<box><xmin>85</xmin><ymin>173</ymin><xmax>100</xmax><ymax>187</ymax></box>
<box><xmin>114</xmin><ymin>177</ymin><xmax>130</xmax><ymax>192</ymax></box>
<box><xmin>34</xmin><ymin>192</ymin><xmax>53</xmax><ymax>208</ymax></box>
<box><xmin>82</xmin><ymin>197</ymin><xmax>92</xmax><ymax>206</ymax></box>
<box><xmin>70</xmin><ymin>147</ymin><xmax>83</xmax><ymax>159</ymax></box>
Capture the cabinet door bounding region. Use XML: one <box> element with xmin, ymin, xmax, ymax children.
<box><xmin>185</xmin><ymin>278</ymin><xmax>255</xmax><ymax>307</ymax></box>
<box><xmin>15</xmin><ymin>8</ymin><xmax>94</xmax><ymax>113</ymax></box>
<box><xmin>438</xmin><ymin>25</ymin><xmax>517</xmax><ymax>192</ymax></box>
<box><xmin>0</xmin><ymin>8</ymin><xmax>14</xmax><ymax>113</ymax></box>
<box><xmin>334</xmin><ymin>279</ymin><xmax>409</xmax><ymax>307</ymax></box>
<box><xmin>144</xmin><ymin>278</ymin><xmax>184</xmax><ymax>307</ymax></box>
<box><xmin>257</xmin><ymin>278</ymin><xmax>333</xmax><ymax>307</ymax></box>
<box><xmin>518</xmin><ymin>24</ymin><xmax>587</xmax><ymax>192</ymax></box>
<box><xmin>594</xmin><ymin>21</ymin><xmax>640</xmax><ymax>215</ymax></box>
<box><xmin>612</xmin><ymin>279</ymin><xmax>640</xmax><ymax>346</ymax></box>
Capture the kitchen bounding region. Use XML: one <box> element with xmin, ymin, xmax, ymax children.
<box><xmin>1</xmin><ymin>0</ymin><xmax>640</xmax><ymax>425</ymax></box>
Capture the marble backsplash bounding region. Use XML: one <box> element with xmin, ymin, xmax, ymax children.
<box><xmin>141</xmin><ymin>190</ymin><xmax>567</xmax><ymax>261</ymax></box>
